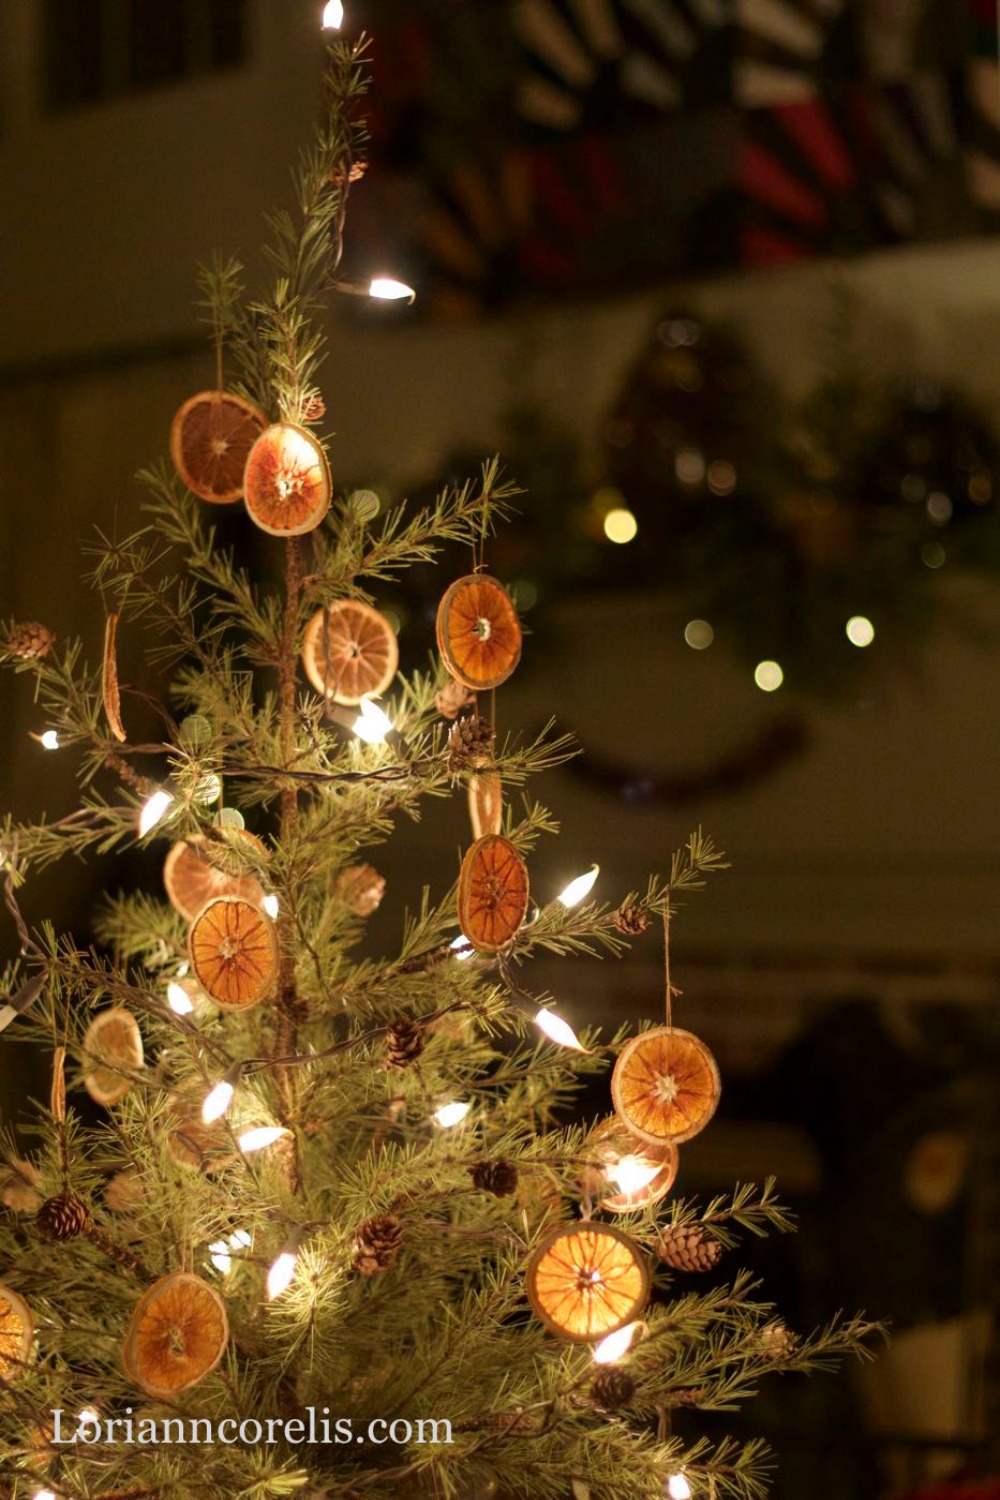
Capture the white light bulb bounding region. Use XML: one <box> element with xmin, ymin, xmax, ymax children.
<box><xmin>202</xmin><ymin>1078</ymin><xmax>235</xmax><ymax>1125</ymax></box>
<box><xmin>262</xmin><ymin>893</ymin><xmax>280</xmax><ymax>919</ymax></box>
<box><xmin>322</xmin><ymin>0</ymin><xmax>344</xmax><ymax>26</ymax></box>
<box><xmin>209</xmin><ymin>1240</ymin><xmax>232</xmax><ymax>1274</ymax></box>
<box><xmin>166</xmin><ymin>980</ymin><xmax>194</xmax><ymax>1016</ymax></box>
<box><xmin>434</xmin><ymin>1101</ymin><xmax>471</xmax><ymax>1128</ymax></box>
<box><xmin>77</xmin><ymin>1408</ymin><xmax>100</xmax><ymax>1427</ymax></box>
<box><xmin>667</xmin><ymin>1476</ymin><xmax>692</xmax><ymax>1500</ymax></box>
<box><xmin>593</xmin><ymin>1322</ymin><xmax>640</xmax><ymax>1364</ymax></box>
<box><xmin>609</xmin><ymin>1155</ymin><xmax>660</xmax><ymax>1196</ymax></box>
<box><xmin>33</xmin><ymin>1490</ymin><xmax>58</xmax><ymax>1500</ymax></box>
<box><xmin>138</xmin><ymin>789</ymin><xmax>174</xmax><ymax>837</ymax></box>
<box><xmin>534</xmin><ymin>1008</ymin><xmax>586</xmax><ymax>1052</ymax></box>
<box><xmin>353</xmin><ymin>697</ymin><xmax>393</xmax><ymax>744</ymax></box>
<box><xmin>267</xmin><ymin>1248</ymin><xmax>299</xmax><ymax>1301</ymax></box>
<box><xmin>238</xmin><ymin>1126</ymin><xmax>290</xmax><ymax>1154</ymax></box>
<box><xmin>40</xmin><ymin>730</ymin><xmax>60</xmax><ymax>750</ymax></box>
<box><xmin>369</xmin><ymin>277</ymin><xmax>416</xmax><ymax>302</ymax></box>
<box><xmin>557</xmin><ymin>865</ymin><xmax>599</xmax><ymax>908</ymax></box>
<box><xmin>846</xmin><ymin>615</ymin><xmax>875</xmax><ymax>648</ymax></box>
<box><xmin>229</xmin><ymin>1228</ymin><xmax>252</xmax><ymax>1249</ymax></box>
<box><xmin>450</xmin><ymin>934</ymin><xmax>475</xmax><ymax>961</ymax></box>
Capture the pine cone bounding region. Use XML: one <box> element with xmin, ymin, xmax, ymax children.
<box><xmin>448</xmin><ymin>713</ymin><xmax>495</xmax><ymax>770</ymax></box>
<box><xmin>656</xmin><ymin>1224</ymin><xmax>723</xmax><ymax>1273</ymax></box>
<box><xmin>384</xmin><ymin>1018</ymin><xmax>425</xmax><ymax>1072</ymax></box>
<box><xmin>436</xmin><ymin>677</ymin><xmax>475</xmax><ymax>721</ymax></box>
<box><xmin>591</xmin><ymin>1366</ymin><xmax>636</xmax><ymax>1411</ymax></box>
<box><xmin>301</xmin><ymin>393</ymin><xmax>326</xmax><ymax>423</ymax></box>
<box><xmin>4</xmin><ymin>621</ymin><xmax>55</xmax><ymax>661</ymax></box>
<box><xmin>36</xmin><ymin>1191</ymin><xmax>91</xmax><ymax>1242</ymax></box>
<box><xmin>613</xmin><ymin>902</ymin><xmax>649</xmax><ymax>937</ymax></box>
<box><xmin>352</xmin><ymin>1213</ymin><xmax>403</xmax><ymax>1276</ymax></box>
<box><xmin>336</xmin><ymin>864</ymin><xmax>386</xmax><ymax>918</ymax></box>
<box><xmin>469</xmin><ymin>1159</ymin><xmax>519</xmax><ymax>1198</ymax></box>
<box><xmin>758</xmin><ymin>1319</ymin><xmax>799</xmax><ymax>1361</ymax></box>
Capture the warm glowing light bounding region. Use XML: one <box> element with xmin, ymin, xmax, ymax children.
<box><xmin>434</xmin><ymin>1101</ymin><xmax>472</xmax><ymax>1128</ymax></box>
<box><xmin>267</xmin><ymin>1247</ymin><xmax>299</xmax><ymax>1301</ymax></box>
<box><xmin>603</xmin><ymin>507</ymin><xmax>638</xmax><ymax>544</ymax></box>
<box><xmin>846</xmin><ymin>615</ymin><xmax>874</xmax><ymax>648</ymax></box>
<box><xmin>33</xmin><ymin>1490</ymin><xmax>57</xmax><ymax>1500</ymax></box>
<box><xmin>230</xmin><ymin>1228</ymin><xmax>252</xmax><ymax>1249</ymax></box>
<box><xmin>609</xmin><ymin>1154</ymin><xmax>661</xmax><ymax>1196</ymax></box>
<box><xmin>534</xmin><ymin>1008</ymin><xmax>586</xmax><ymax>1052</ymax></box>
<box><xmin>369</xmin><ymin>277</ymin><xmax>416</xmax><ymax>302</ymax></box>
<box><xmin>262</xmin><ymin>893</ymin><xmax>280</xmax><ymax>919</ymax></box>
<box><xmin>322</xmin><ymin>0</ymin><xmax>344</xmax><ymax>26</ymax></box>
<box><xmin>684</xmin><ymin>619</ymin><xmax>714</xmax><ymax>650</ymax></box>
<box><xmin>238</xmin><ymin>1126</ymin><xmax>290</xmax><ymax>1154</ymax></box>
<box><xmin>40</xmin><ymin>730</ymin><xmax>60</xmax><ymax>750</ymax></box>
<box><xmin>593</xmin><ymin>1322</ymin><xmax>641</xmax><ymax>1364</ymax></box>
<box><xmin>209</xmin><ymin>1239</ymin><xmax>232</xmax><ymax>1273</ymax></box>
<box><xmin>138</xmin><ymin>789</ymin><xmax>174</xmax><ymax>837</ymax></box>
<box><xmin>667</xmin><ymin>1476</ymin><xmax>692</xmax><ymax>1500</ymax></box>
<box><xmin>353</xmin><ymin>697</ymin><xmax>393</xmax><ymax>744</ymax></box>
<box><xmin>77</xmin><ymin>1408</ymin><xmax>100</xmax><ymax>1428</ymax></box>
<box><xmin>167</xmin><ymin>980</ymin><xmax>194</xmax><ymax>1016</ymax></box>
<box><xmin>557</xmin><ymin>865</ymin><xmax>599</xmax><ymax>908</ymax></box>
<box><xmin>202</xmin><ymin>1076</ymin><xmax>236</xmax><ymax>1125</ymax></box>
<box><xmin>753</xmin><ymin>660</ymin><xmax>783</xmax><ymax>693</ymax></box>
<box><xmin>450</xmin><ymin>934</ymin><xmax>475</xmax><ymax>961</ymax></box>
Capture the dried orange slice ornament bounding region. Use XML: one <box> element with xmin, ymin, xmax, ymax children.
<box><xmin>0</xmin><ymin>1282</ymin><xmax>33</xmax><ymax>1381</ymax></box>
<box><xmin>189</xmin><ymin>895</ymin><xmax>278</xmax><ymax>1010</ymax></box>
<box><xmin>83</xmin><ymin>1008</ymin><xmax>144</xmax><ymax>1107</ymax></box>
<box><xmin>587</xmin><ymin>1118</ymin><xmax>679</xmax><ymax>1215</ymax></box>
<box><xmin>170</xmin><ymin>391</ymin><xmax>267</xmax><ymax>504</ymax></box>
<box><xmin>123</xmin><ymin>1272</ymin><xmax>228</xmax><ymax>1398</ymax></box>
<box><xmin>301</xmin><ymin>600</ymin><xmax>399</xmax><ymax>705</ymax></box>
<box><xmin>458</xmin><ymin>834</ymin><xmax>529</xmax><ymax>953</ymax></box>
<box><xmin>102</xmin><ymin>611</ymin><xmax>126</xmax><ymax>743</ymax></box>
<box><xmin>163</xmin><ymin>834</ymin><xmax>265</xmax><ymax>922</ymax></box>
<box><xmin>468</xmin><ymin>771</ymin><xmax>503</xmax><ymax>839</ymax></box>
<box><xmin>526</xmin><ymin>1222</ymin><xmax>649</xmax><ymax>1342</ymax></box>
<box><xmin>436</xmin><ymin>574</ymin><xmax>522</xmax><ymax>691</ymax></box>
<box><xmin>611</xmin><ymin>1027</ymin><xmax>721</xmax><ymax>1148</ymax></box>
<box><xmin>243</xmin><ymin>423</ymin><xmax>331</xmax><ymax>536</ymax></box>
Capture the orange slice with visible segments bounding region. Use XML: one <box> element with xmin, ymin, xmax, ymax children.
<box><xmin>83</xmin><ymin>1008</ymin><xmax>144</xmax><ymax>1107</ymax></box>
<box><xmin>611</xmin><ymin>1026</ymin><xmax>721</xmax><ymax>1148</ymax></box>
<box><xmin>301</xmin><ymin>600</ymin><xmax>399</xmax><ymax>705</ymax></box>
<box><xmin>189</xmin><ymin>896</ymin><xmax>278</xmax><ymax>1010</ymax></box>
<box><xmin>526</xmin><ymin>1222</ymin><xmax>649</xmax><ymax>1341</ymax></box>
<box><xmin>436</xmin><ymin>574</ymin><xmax>521</xmax><ymax>691</ymax></box>
<box><xmin>163</xmin><ymin>834</ymin><xmax>265</xmax><ymax>922</ymax></box>
<box><xmin>588</xmin><ymin>1117</ymin><xmax>679</xmax><ymax>1214</ymax></box>
<box><xmin>458</xmin><ymin>834</ymin><xmax>529</xmax><ymax>952</ymax></box>
<box><xmin>0</xmin><ymin>1282</ymin><xmax>33</xmax><ymax>1381</ymax></box>
<box><xmin>123</xmin><ymin>1272</ymin><xmax>228</xmax><ymax>1397</ymax></box>
<box><xmin>170</xmin><ymin>391</ymin><xmax>267</xmax><ymax>503</ymax></box>
<box><xmin>244</xmin><ymin>423</ymin><xmax>331</xmax><ymax>536</ymax></box>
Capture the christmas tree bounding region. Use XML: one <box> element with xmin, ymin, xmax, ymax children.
<box><xmin>0</xmin><ymin>30</ymin><xmax>877</xmax><ymax>1500</ymax></box>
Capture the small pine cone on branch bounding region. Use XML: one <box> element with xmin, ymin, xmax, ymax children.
<box><xmin>335</xmin><ymin>863</ymin><xmax>386</xmax><ymax>918</ymax></box>
<box><xmin>4</xmin><ymin>621</ymin><xmax>55</xmax><ymax>661</ymax></box>
<box><xmin>384</xmin><ymin>1018</ymin><xmax>425</xmax><ymax>1072</ymax></box>
<box><xmin>758</xmin><ymin>1319</ymin><xmax>799</xmax><ymax>1361</ymax></box>
<box><xmin>656</xmin><ymin>1223</ymin><xmax>723</xmax><ymax>1273</ymax></box>
<box><xmin>613</xmin><ymin>902</ymin><xmax>649</xmax><ymax>937</ymax></box>
<box><xmin>448</xmin><ymin>713</ymin><xmax>495</xmax><ymax>770</ymax></box>
<box><xmin>36</xmin><ymin>1191</ymin><xmax>91</xmax><ymax>1242</ymax></box>
<box><xmin>436</xmin><ymin>677</ymin><xmax>475</xmax><ymax>721</ymax></box>
<box><xmin>469</xmin><ymin>1159</ymin><xmax>519</xmax><ymax>1198</ymax></box>
<box><xmin>591</xmin><ymin>1366</ymin><xmax>636</xmax><ymax>1411</ymax></box>
<box><xmin>352</xmin><ymin>1213</ymin><xmax>403</xmax><ymax>1276</ymax></box>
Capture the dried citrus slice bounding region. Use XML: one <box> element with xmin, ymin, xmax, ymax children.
<box><xmin>458</xmin><ymin>834</ymin><xmax>529</xmax><ymax>952</ymax></box>
<box><xmin>163</xmin><ymin>834</ymin><xmax>265</xmax><ymax>922</ymax></box>
<box><xmin>436</xmin><ymin>574</ymin><xmax>522</xmax><ymax>691</ymax></box>
<box><xmin>468</xmin><ymin>771</ymin><xmax>503</xmax><ymax>839</ymax></box>
<box><xmin>588</xmin><ymin>1118</ymin><xmax>679</xmax><ymax>1214</ymax></box>
<box><xmin>164</xmin><ymin>1089</ymin><xmax>232</xmax><ymax>1173</ymax></box>
<box><xmin>0</xmin><ymin>1282</ymin><xmax>33</xmax><ymax>1381</ymax></box>
<box><xmin>189</xmin><ymin>895</ymin><xmax>278</xmax><ymax>1010</ymax></box>
<box><xmin>526</xmin><ymin>1222</ymin><xmax>649</xmax><ymax>1341</ymax></box>
<box><xmin>103</xmin><ymin>611</ymin><xmax>126</xmax><ymax>743</ymax></box>
<box><xmin>611</xmin><ymin>1026</ymin><xmax>721</xmax><ymax>1148</ymax></box>
<box><xmin>123</xmin><ymin>1272</ymin><xmax>228</xmax><ymax>1397</ymax></box>
<box><xmin>244</xmin><ymin>423</ymin><xmax>331</xmax><ymax>536</ymax></box>
<box><xmin>83</xmin><ymin>1008</ymin><xmax>144</xmax><ymax>1107</ymax></box>
<box><xmin>301</xmin><ymin>600</ymin><xmax>399</xmax><ymax>705</ymax></box>
<box><xmin>170</xmin><ymin>390</ymin><xmax>267</xmax><ymax>504</ymax></box>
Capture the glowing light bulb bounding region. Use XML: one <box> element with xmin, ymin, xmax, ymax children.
<box><xmin>209</xmin><ymin>1240</ymin><xmax>232</xmax><ymax>1274</ymax></box>
<box><xmin>230</xmin><ymin>1228</ymin><xmax>252</xmax><ymax>1249</ymax></box>
<box><xmin>557</xmin><ymin>865</ymin><xmax>599</xmax><ymax>908</ymax></box>
<box><xmin>40</xmin><ymin>730</ymin><xmax>60</xmax><ymax>750</ymax></box>
<box><xmin>434</xmin><ymin>1101</ymin><xmax>471</xmax><ymax>1128</ymax></box>
<box><xmin>593</xmin><ymin>1322</ymin><xmax>641</xmax><ymax>1364</ymax></box>
<box><xmin>450</xmin><ymin>934</ymin><xmax>475</xmax><ymax>961</ymax></box>
<box><xmin>202</xmin><ymin>1070</ymin><xmax>238</xmax><ymax>1124</ymax></box>
<box><xmin>322</xmin><ymin>0</ymin><xmax>344</xmax><ymax>26</ymax></box>
<box><xmin>369</xmin><ymin>277</ymin><xmax>416</xmax><ymax>302</ymax></box>
<box><xmin>238</xmin><ymin>1126</ymin><xmax>290</xmax><ymax>1154</ymax></box>
<box><xmin>753</xmin><ymin>660</ymin><xmax>783</xmax><ymax>693</ymax></box>
<box><xmin>609</xmin><ymin>1155</ymin><xmax>660</xmax><ymax>1196</ymax></box>
<box><xmin>603</xmin><ymin>507</ymin><xmax>638</xmax><ymax>544</ymax></box>
<box><xmin>667</xmin><ymin>1476</ymin><xmax>692</xmax><ymax>1500</ymax></box>
<box><xmin>167</xmin><ymin>980</ymin><xmax>194</xmax><ymax>1016</ymax></box>
<box><xmin>353</xmin><ymin>697</ymin><xmax>393</xmax><ymax>744</ymax></box>
<box><xmin>534</xmin><ymin>1008</ymin><xmax>586</xmax><ymax>1052</ymax></box>
<box><xmin>684</xmin><ymin>620</ymin><xmax>714</xmax><ymax>650</ymax></box>
<box><xmin>267</xmin><ymin>1246</ymin><xmax>299</xmax><ymax>1301</ymax></box>
<box><xmin>77</xmin><ymin>1408</ymin><xmax>100</xmax><ymax>1428</ymax></box>
<box><xmin>262</xmin><ymin>893</ymin><xmax>280</xmax><ymax>919</ymax></box>
<box><xmin>846</xmin><ymin>615</ymin><xmax>874</xmax><ymax>648</ymax></box>
<box><xmin>138</xmin><ymin>789</ymin><xmax>174</xmax><ymax>837</ymax></box>
<box><xmin>33</xmin><ymin>1490</ymin><xmax>57</xmax><ymax>1500</ymax></box>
